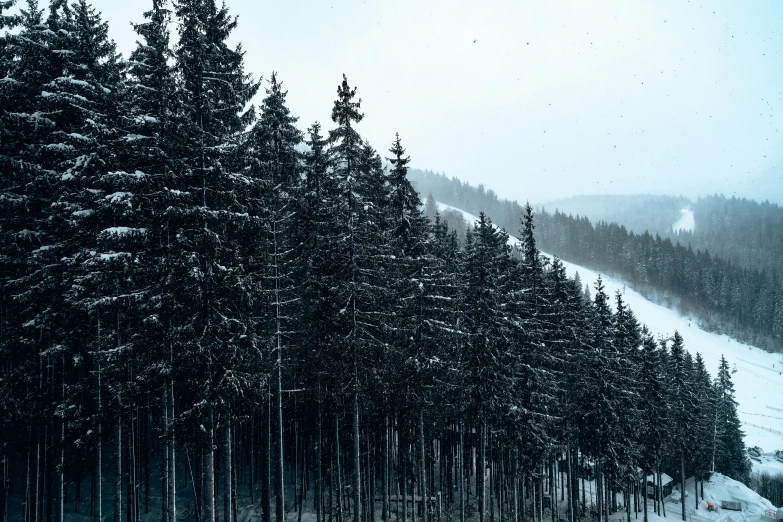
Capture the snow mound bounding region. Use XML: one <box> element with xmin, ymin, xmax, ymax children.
<box><xmin>690</xmin><ymin>473</ymin><xmax>777</xmax><ymax>520</ymax></box>
<box><xmin>603</xmin><ymin>473</ymin><xmax>778</xmax><ymax>522</ymax></box>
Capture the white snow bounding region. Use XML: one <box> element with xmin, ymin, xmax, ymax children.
<box><xmin>648</xmin><ymin>473</ymin><xmax>674</xmax><ymax>486</ymax></box>
<box><xmin>98</xmin><ymin>252</ymin><xmax>131</xmax><ymax>260</ymax></box>
<box><xmin>123</xmin><ymin>133</ymin><xmax>150</xmax><ymax>142</ymax></box>
<box><xmin>657</xmin><ymin>473</ymin><xmax>776</xmax><ymax>522</ymax></box>
<box><xmin>50</xmin><ymin>76</ymin><xmax>92</xmax><ymax>89</ymax></box>
<box><xmin>133</xmin><ymin>115</ymin><xmax>159</xmax><ymax>124</ymax></box>
<box><xmin>673</xmin><ymin>207</ymin><xmax>695</xmax><ymax>233</ymax></box>
<box><xmin>574</xmin><ymin>473</ymin><xmax>777</xmax><ymax>522</ymax></box>
<box><xmin>105</xmin><ymin>191</ymin><xmax>133</xmax><ymax>204</ymax></box>
<box><xmin>436</xmin><ymin>202</ymin><xmax>783</xmax><ymax>458</ymax></box>
<box><xmin>100</xmin><ymin>227</ymin><xmax>146</xmax><ymax>236</ymax></box>
<box><xmin>749</xmin><ymin>448</ymin><xmax>783</xmax><ymax>476</ymax></box>
<box><xmin>107</xmin><ymin>170</ymin><xmax>146</xmax><ymax>178</ymax></box>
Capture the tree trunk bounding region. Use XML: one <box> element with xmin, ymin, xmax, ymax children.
<box><xmin>298</xmin><ymin>436</ymin><xmax>306</xmax><ymax>522</ymax></box>
<box><xmin>479</xmin><ymin>423</ymin><xmax>485</xmax><ymax>522</ymax></box>
<box><xmin>552</xmin><ymin>457</ymin><xmax>557</xmax><ymax>522</ymax></box>
<box><xmin>458</xmin><ymin>421</ymin><xmax>464</xmax><ymax>522</ymax></box>
<box><xmin>276</xmin><ymin>356</ymin><xmax>284</xmax><ymax>522</ymax></box>
<box><xmin>263</xmin><ymin>387</ymin><xmax>271</xmax><ymax>522</ymax></box>
<box><xmin>382</xmin><ymin>416</ymin><xmax>388</xmax><ymax>522</ymax></box>
<box><xmin>145</xmin><ymin>396</ymin><xmax>151</xmax><ymax>515</ymax></box>
<box><xmin>565</xmin><ymin>449</ymin><xmax>572</xmax><ymax>522</ymax></box>
<box><xmin>114</xmin><ymin>419</ymin><xmax>121</xmax><ymax>522</ymax></box>
<box><xmin>168</xmin><ymin>380</ymin><xmax>176</xmax><ymax>522</ymax></box>
<box><xmin>58</xmin><ymin>355</ymin><xmax>64</xmax><ymax>522</ymax></box>
<box><xmin>352</xmin><ymin>388</ymin><xmax>361</xmax><ymax>522</ymax></box>
<box><xmin>595</xmin><ymin>460</ymin><xmax>601</xmax><ymax>522</ymax></box>
<box><xmin>162</xmin><ymin>387</ymin><xmax>169</xmax><ymax>522</ymax></box>
<box><xmin>401</xmin><ymin>441</ymin><xmax>406</xmax><ymax>522</ymax></box>
<box><xmin>679</xmin><ymin>452</ymin><xmax>685</xmax><ymax>522</ymax></box>
<box><xmin>225</xmin><ymin>419</ymin><xmax>233</xmax><ymax>522</ymax></box>
<box><xmin>419</xmin><ymin>411</ymin><xmax>427</xmax><ymax>522</ymax></box>
<box><xmin>206</xmin><ymin>407</ymin><xmax>215</xmax><ymax>522</ymax></box>
<box><xmin>512</xmin><ymin>450</ymin><xmax>519</xmax><ymax>522</ymax></box>
<box><xmin>95</xmin><ymin>325</ymin><xmax>102</xmax><ymax>522</ymax></box>
<box><xmin>317</xmin><ymin>379</ymin><xmax>323</xmax><ymax>522</ymax></box>
<box><xmin>335</xmin><ymin>414</ymin><xmax>343</xmax><ymax>522</ymax></box>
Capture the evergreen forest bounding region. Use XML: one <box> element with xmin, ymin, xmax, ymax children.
<box><xmin>0</xmin><ymin>2</ymin><xmax>755</xmax><ymax>522</ymax></box>
<box><xmin>412</xmin><ymin>171</ymin><xmax>783</xmax><ymax>352</ymax></box>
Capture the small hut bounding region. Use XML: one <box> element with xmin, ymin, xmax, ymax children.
<box><xmin>645</xmin><ymin>473</ymin><xmax>674</xmax><ymax>499</ymax></box>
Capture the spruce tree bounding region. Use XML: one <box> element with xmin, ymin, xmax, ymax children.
<box><xmin>246</xmin><ymin>72</ymin><xmax>303</xmax><ymax>522</ymax></box>
<box><xmin>326</xmin><ymin>75</ymin><xmax>392</xmax><ymax>522</ymax></box>
<box><xmin>638</xmin><ymin>329</ymin><xmax>668</xmax><ymax>522</ymax></box>
<box><xmin>171</xmin><ymin>2</ymin><xmax>261</xmax><ymax>521</ymax></box>
<box><xmin>713</xmin><ymin>356</ymin><xmax>751</xmax><ymax>482</ymax></box>
<box><xmin>668</xmin><ymin>331</ymin><xmax>694</xmax><ymax>521</ymax></box>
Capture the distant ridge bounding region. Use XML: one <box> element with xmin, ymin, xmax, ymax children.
<box><xmin>410</xmin><ymin>168</ymin><xmax>783</xmax><ymax>352</ymax></box>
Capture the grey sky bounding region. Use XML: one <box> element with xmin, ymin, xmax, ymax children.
<box><xmin>54</xmin><ymin>0</ymin><xmax>783</xmax><ymax>203</ymax></box>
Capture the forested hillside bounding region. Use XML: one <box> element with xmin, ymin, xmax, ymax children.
<box><xmin>0</xmin><ymin>2</ymin><xmax>755</xmax><ymax>522</ymax></box>
<box><xmin>674</xmin><ymin>195</ymin><xmax>783</xmax><ymax>277</ymax></box>
<box><xmin>411</xmin><ymin>171</ymin><xmax>783</xmax><ymax>352</ymax></box>
<box><xmin>538</xmin><ymin>195</ymin><xmax>688</xmax><ymax>236</ymax></box>
<box><xmin>511</xmin><ymin>188</ymin><xmax>783</xmax><ymax>281</ymax></box>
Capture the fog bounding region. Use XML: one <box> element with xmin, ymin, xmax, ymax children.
<box><xmin>49</xmin><ymin>0</ymin><xmax>783</xmax><ymax>203</ymax></box>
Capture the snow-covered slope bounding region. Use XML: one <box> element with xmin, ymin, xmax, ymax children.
<box><xmin>437</xmin><ymin>202</ymin><xmax>783</xmax><ymax>457</ymax></box>
<box><xmin>672</xmin><ymin>207</ymin><xmax>695</xmax><ymax>233</ymax></box>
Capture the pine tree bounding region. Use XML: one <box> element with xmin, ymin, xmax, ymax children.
<box><xmin>638</xmin><ymin>328</ymin><xmax>668</xmax><ymax>522</ymax></box>
<box><xmin>245</xmin><ymin>72</ymin><xmax>303</xmax><ymax>522</ymax></box>
<box><xmin>690</xmin><ymin>353</ymin><xmax>715</xmax><ymax>505</ymax></box>
<box><xmin>713</xmin><ymin>356</ymin><xmax>751</xmax><ymax>482</ymax></box>
<box><xmin>667</xmin><ymin>331</ymin><xmax>695</xmax><ymax>521</ymax></box>
<box><xmin>326</xmin><ymin>75</ymin><xmax>392</xmax><ymax>522</ymax></box>
<box><xmin>170</xmin><ymin>2</ymin><xmax>261</xmax><ymax>521</ymax></box>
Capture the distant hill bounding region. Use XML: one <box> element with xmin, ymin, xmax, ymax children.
<box><xmin>538</xmin><ymin>194</ymin><xmax>690</xmax><ymax>236</ymax></box>
<box><xmin>411</xmin><ymin>169</ymin><xmax>783</xmax><ymax>280</ymax></box>
<box><xmin>409</xmin><ymin>168</ymin><xmax>783</xmax><ymax>352</ymax></box>
<box><xmin>676</xmin><ymin>195</ymin><xmax>783</xmax><ymax>278</ymax></box>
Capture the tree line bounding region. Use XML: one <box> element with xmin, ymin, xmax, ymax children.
<box><xmin>412</xmin><ymin>171</ymin><xmax>783</xmax><ymax>352</ymax></box>
<box><xmin>0</xmin><ymin>2</ymin><xmax>750</xmax><ymax>522</ymax></box>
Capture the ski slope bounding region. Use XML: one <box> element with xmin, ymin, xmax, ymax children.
<box><xmin>672</xmin><ymin>207</ymin><xmax>695</xmax><ymax>233</ymax></box>
<box><xmin>437</xmin><ymin>202</ymin><xmax>783</xmax><ymax>457</ymax></box>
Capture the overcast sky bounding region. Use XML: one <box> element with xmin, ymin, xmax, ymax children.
<box><xmin>49</xmin><ymin>0</ymin><xmax>783</xmax><ymax>204</ymax></box>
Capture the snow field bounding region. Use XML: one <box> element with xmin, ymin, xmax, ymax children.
<box><xmin>672</xmin><ymin>208</ymin><xmax>695</xmax><ymax>233</ymax></box>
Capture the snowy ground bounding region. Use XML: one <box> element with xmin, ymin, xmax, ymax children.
<box><xmin>672</xmin><ymin>208</ymin><xmax>695</xmax><ymax>233</ymax></box>
<box><xmin>436</xmin><ymin>203</ymin><xmax>783</xmax><ymax>462</ymax></box>
<box><xmin>597</xmin><ymin>473</ymin><xmax>779</xmax><ymax>522</ymax></box>
<box><xmin>749</xmin><ymin>449</ymin><xmax>783</xmax><ymax>477</ymax></box>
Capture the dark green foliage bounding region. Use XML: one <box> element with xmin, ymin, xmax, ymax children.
<box><xmin>0</xmin><ymin>4</ymin><xmax>758</xmax><ymax>522</ymax></box>
<box><xmin>713</xmin><ymin>356</ymin><xmax>752</xmax><ymax>482</ymax></box>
